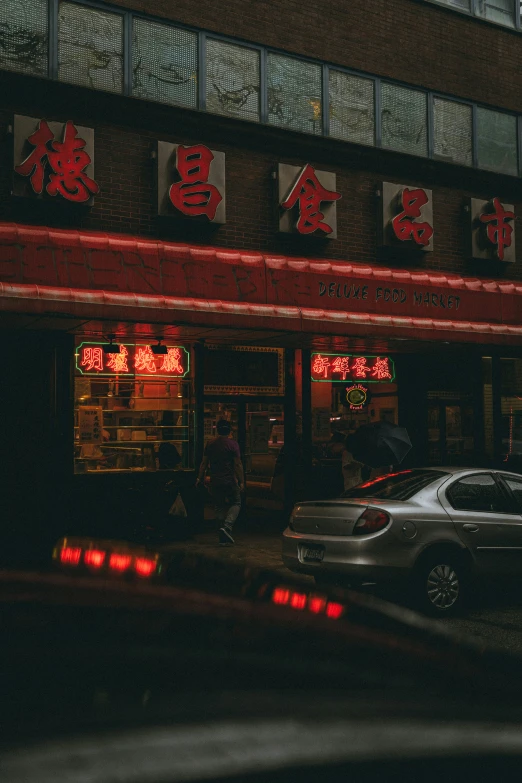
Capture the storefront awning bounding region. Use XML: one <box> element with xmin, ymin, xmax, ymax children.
<box><xmin>0</xmin><ymin>222</ymin><xmax>521</xmax><ymax>345</ymax></box>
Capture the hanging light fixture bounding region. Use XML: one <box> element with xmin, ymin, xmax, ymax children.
<box><xmin>150</xmin><ymin>337</ymin><xmax>167</xmax><ymax>355</ymax></box>
<box><xmin>102</xmin><ymin>334</ymin><xmax>121</xmax><ymax>354</ymax></box>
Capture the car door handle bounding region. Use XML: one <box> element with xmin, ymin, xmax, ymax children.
<box><xmin>463</xmin><ymin>524</ymin><xmax>479</xmax><ymax>532</ymax></box>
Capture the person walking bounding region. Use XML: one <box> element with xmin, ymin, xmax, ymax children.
<box><xmin>196</xmin><ymin>419</ymin><xmax>244</xmax><ymax>545</ymax></box>
<box><xmin>341</xmin><ymin>432</ymin><xmax>364</xmax><ymax>492</ymax></box>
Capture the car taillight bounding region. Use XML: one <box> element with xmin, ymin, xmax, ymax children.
<box><xmin>60</xmin><ymin>547</ymin><xmax>82</xmax><ymax>565</ymax></box>
<box><xmin>135</xmin><ymin>557</ymin><xmax>156</xmax><ymax>577</ymax></box>
<box><xmin>84</xmin><ymin>549</ymin><xmax>106</xmax><ymax>568</ymax></box>
<box><xmin>271</xmin><ymin>587</ymin><xmax>345</xmax><ymax>620</ymax></box>
<box><xmin>109</xmin><ymin>553</ymin><xmax>132</xmax><ymax>572</ymax></box>
<box><xmin>353</xmin><ymin>508</ymin><xmax>390</xmax><ymax>536</ymax></box>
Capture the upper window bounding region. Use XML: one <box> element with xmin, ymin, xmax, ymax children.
<box><xmin>447</xmin><ymin>473</ymin><xmax>510</xmax><ymax>513</ymax></box>
<box><xmin>329</xmin><ymin>70</ymin><xmax>375</xmax><ymax>146</ymax></box>
<box><xmin>476</xmin><ymin>107</ymin><xmax>518</xmax><ymax>175</ymax></box>
<box><xmin>433</xmin><ymin>97</ymin><xmax>473</xmax><ymax>166</ymax></box>
<box><xmin>132</xmin><ymin>18</ymin><xmax>197</xmax><ymax>108</ymax></box>
<box><xmin>206</xmin><ymin>39</ymin><xmax>260</xmax><ymax>122</ymax></box>
<box><xmin>0</xmin><ymin>0</ymin><xmax>48</xmax><ymax>77</ymax></box>
<box><xmin>58</xmin><ymin>1</ymin><xmax>123</xmax><ymax>93</ymax></box>
<box><xmin>381</xmin><ymin>83</ymin><xmax>427</xmax><ymax>157</ymax></box>
<box><xmin>476</xmin><ymin>0</ymin><xmax>516</xmax><ymax>28</ymax></box>
<box><xmin>435</xmin><ymin>0</ymin><xmax>472</xmax><ymax>9</ymax></box>
<box><xmin>267</xmin><ymin>52</ymin><xmax>323</xmax><ymax>135</ymax></box>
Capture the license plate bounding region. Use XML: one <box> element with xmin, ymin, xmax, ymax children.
<box><xmin>303</xmin><ymin>547</ymin><xmax>324</xmax><ymax>562</ymax></box>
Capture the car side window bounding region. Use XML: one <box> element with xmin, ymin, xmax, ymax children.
<box><xmin>447</xmin><ymin>474</ymin><xmax>509</xmax><ymax>513</ymax></box>
<box><xmin>501</xmin><ymin>476</ymin><xmax>522</xmax><ymax>513</ymax></box>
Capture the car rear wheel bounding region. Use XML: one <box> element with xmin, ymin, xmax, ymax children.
<box><xmin>413</xmin><ymin>553</ymin><xmax>467</xmax><ymax>617</ymax></box>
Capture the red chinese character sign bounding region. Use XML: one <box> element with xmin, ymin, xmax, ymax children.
<box><xmin>75</xmin><ymin>343</ymin><xmax>190</xmax><ymax>378</ymax></box>
<box><xmin>13</xmin><ymin>115</ymin><xmax>98</xmax><ymax>203</ymax></box>
<box><xmin>470</xmin><ymin>197</ymin><xmax>516</xmax><ymax>263</ymax></box>
<box><xmin>278</xmin><ymin>163</ymin><xmax>341</xmax><ymax>238</ymax></box>
<box><xmin>311</xmin><ymin>353</ymin><xmax>395</xmax><ymax>383</ymax></box>
<box><xmin>381</xmin><ymin>182</ymin><xmax>434</xmax><ymax>252</ymax></box>
<box><xmin>157</xmin><ymin>141</ymin><xmax>226</xmax><ymax>223</ymax></box>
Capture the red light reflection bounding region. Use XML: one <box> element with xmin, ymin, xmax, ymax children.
<box><xmin>359</xmin><ymin>470</ymin><xmax>412</xmax><ymax>489</ymax></box>
<box><xmin>109</xmin><ymin>553</ymin><xmax>132</xmax><ymax>572</ymax></box>
<box><xmin>84</xmin><ymin>550</ymin><xmax>106</xmax><ymax>568</ymax></box>
<box><xmin>135</xmin><ymin>557</ymin><xmax>156</xmax><ymax>577</ymax></box>
<box><xmin>290</xmin><ymin>592</ymin><xmax>307</xmax><ymax>610</ymax></box>
<box><xmin>326</xmin><ymin>602</ymin><xmax>344</xmax><ymax>619</ymax></box>
<box><xmin>272</xmin><ymin>588</ymin><xmax>291</xmax><ymax>605</ymax></box>
<box><xmin>60</xmin><ymin>547</ymin><xmax>81</xmax><ymax>565</ymax></box>
<box><xmin>308</xmin><ymin>596</ymin><xmax>327</xmax><ymax>614</ymax></box>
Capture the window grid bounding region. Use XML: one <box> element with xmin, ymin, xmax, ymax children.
<box><xmin>427</xmin><ymin>0</ymin><xmax>521</xmax><ymax>29</ymax></box>
<box><xmin>0</xmin><ymin>0</ymin><xmax>520</xmax><ymax>177</ymax></box>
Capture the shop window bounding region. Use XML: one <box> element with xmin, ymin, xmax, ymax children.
<box><xmin>311</xmin><ymin>353</ymin><xmax>398</xmax><ymax>497</ymax></box>
<box><xmin>267</xmin><ymin>52</ymin><xmax>323</xmax><ymax>135</ymax></box>
<box><xmin>206</xmin><ymin>39</ymin><xmax>260</xmax><ymax>122</ymax></box>
<box><xmin>476</xmin><ymin>0</ymin><xmax>516</xmax><ymax>27</ymax></box>
<box><xmin>132</xmin><ymin>18</ymin><xmax>197</xmax><ymax>108</ymax></box>
<box><xmin>500</xmin><ymin>358</ymin><xmax>522</xmax><ymax>472</ymax></box>
<box><xmin>328</xmin><ymin>70</ymin><xmax>374</xmax><ymax>146</ymax></box>
<box><xmin>0</xmin><ymin>0</ymin><xmax>48</xmax><ymax>77</ymax></box>
<box><xmin>74</xmin><ymin>341</ymin><xmax>194</xmax><ymax>474</ymax></box>
<box><xmin>447</xmin><ymin>474</ymin><xmax>509</xmax><ymax>513</ymax></box>
<box><xmin>502</xmin><ymin>476</ymin><xmax>522</xmax><ymax>511</ymax></box>
<box><xmin>477</xmin><ymin>107</ymin><xmax>518</xmax><ymax>176</ymax></box>
<box><xmin>433</xmin><ymin>98</ymin><xmax>472</xmax><ymax>166</ymax></box>
<box><xmin>58</xmin><ymin>2</ymin><xmax>123</xmax><ymax>93</ymax></box>
<box><xmin>381</xmin><ymin>83</ymin><xmax>427</xmax><ymax>157</ymax></box>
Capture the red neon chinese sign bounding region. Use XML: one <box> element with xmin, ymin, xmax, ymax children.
<box><xmin>311</xmin><ymin>353</ymin><xmax>395</xmax><ymax>383</ymax></box>
<box><xmin>479</xmin><ymin>197</ymin><xmax>515</xmax><ymax>262</ymax></box>
<box><xmin>75</xmin><ymin>343</ymin><xmax>190</xmax><ymax>378</ymax></box>
<box><xmin>169</xmin><ymin>144</ymin><xmax>223</xmax><ymax>220</ymax></box>
<box><xmin>391</xmin><ymin>188</ymin><xmax>433</xmax><ymax>247</ymax></box>
<box><xmin>14</xmin><ymin>119</ymin><xmax>99</xmax><ymax>203</ymax></box>
<box><xmin>281</xmin><ymin>163</ymin><xmax>341</xmax><ymax>235</ymax></box>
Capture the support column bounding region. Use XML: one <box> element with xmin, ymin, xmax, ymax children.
<box><xmin>284</xmin><ymin>347</ymin><xmax>296</xmax><ymax>515</ymax></box>
<box><xmin>301</xmin><ymin>348</ymin><xmax>312</xmax><ymax>499</ymax></box>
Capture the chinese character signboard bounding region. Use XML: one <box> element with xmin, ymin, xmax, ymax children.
<box><xmin>13</xmin><ymin>115</ymin><xmax>98</xmax><ymax>204</ymax></box>
<box><xmin>157</xmin><ymin>141</ymin><xmax>226</xmax><ymax>223</ymax></box>
<box><xmin>75</xmin><ymin>343</ymin><xmax>190</xmax><ymax>378</ymax></box>
<box><xmin>78</xmin><ymin>406</ymin><xmax>104</xmax><ymax>444</ymax></box>
<box><xmin>470</xmin><ymin>197</ymin><xmax>516</xmax><ymax>263</ymax></box>
<box><xmin>311</xmin><ymin>353</ymin><xmax>395</xmax><ymax>383</ymax></box>
<box><xmin>381</xmin><ymin>182</ymin><xmax>434</xmax><ymax>252</ymax></box>
<box><xmin>278</xmin><ymin>163</ymin><xmax>341</xmax><ymax>238</ymax></box>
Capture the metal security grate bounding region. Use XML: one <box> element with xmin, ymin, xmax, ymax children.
<box><xmin>0</xmin><ymin>0</ymin><xmax>48</xmax><ymax>76</ymax></box>
<box><xmin>267</xmin><ymin>52</ymin><xmax>322</xmax><ymax>135</ymax></box>
<box><xmin>477</xmin><ymin>107</ymin><xmax>518</xmax><ymax>175</ymax></box>
<box><xmin>132</xmin><ymin>18</ymin><xmax>197</xmax><ymax>109</ymax></box>
<box><xmin>58</xmin><ymin>1</ymin><xmax>123</xmax><ymax>93</ymax></box>
<box><xmin>433</xmin><ymin>97</ymin><xmax>472</xmax><ymax>166</ymax></box>
<box><xmin>206</xmin><ymin>39</ymin><xmax>260</xmax><ymax>121</ymax></box>
<box><xmin>329</xmin><ymin>70</ymin><xmax>374</xmax><ymax>146</ymax></box>
<box><xmin>381</xmin><ymin>83</ymin><xmax>427</xmax><ymax>157</ymax></box>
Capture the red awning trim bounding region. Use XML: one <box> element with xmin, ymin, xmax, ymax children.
<box><xmin>2</xmin><ymin>281</ymin><xmax>522</xmax><ymax>345</ymax></box>
<box><xmin>0</xmin><ymin>222</ymin><xmax>522</xmax><ymax>344</ymax></box>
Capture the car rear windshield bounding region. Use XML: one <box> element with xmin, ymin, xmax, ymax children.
<box><xmin>341</xmin><ymin>470</ymin><xmax>449</xmax><ymax>501</ymax></box>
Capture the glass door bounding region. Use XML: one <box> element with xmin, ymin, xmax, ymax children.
<box><xmin>245</xmin><ymin>403</ymin><xmax>285</xmax><ymax>510</ymax></box>
<box><xmin>427</xmin><ymin>399</ymin><xmax>474</xmax><ymax>465</ymax></box>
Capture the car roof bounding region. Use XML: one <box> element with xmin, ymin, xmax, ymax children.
<box><xmin>418</xmin><ymin>467</ymin><xmax>522</xmax><ymax>479</ymax></box>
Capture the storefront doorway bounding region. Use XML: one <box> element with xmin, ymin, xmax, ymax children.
<box><xmin>427</xmin><ymin>396</ymin><xmax>475</xmax><ymax>466</ymax></box>
<box><xmin>203</xmin><ymin>398</ymin><xmax>286</xmax><ymax>511</ymax></box>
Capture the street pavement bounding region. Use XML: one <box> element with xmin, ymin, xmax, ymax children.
<box><xmin>164</xmin><ymin>526</ymin><xmax>522</xmax><ymax>656</ymax></box>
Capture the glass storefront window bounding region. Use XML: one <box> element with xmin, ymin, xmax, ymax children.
<box><xmin>74</xmin><ymin>340</ymin><xmax>194</xmax><ymax>474</ymax></box>
<box><xmin>132</xmin><ymin>18</ymin><xmax>197</xmax><ymax>108</ymax></box>
<box><xmin>500</xmin><ymin>358</ymin><xmax>522</xmax><ymax>472</ymax></box>
<box><xmin>58</xmin><ymin>1</ymin><xmax>123</xmax><ymax>93</ymax></box>
<box><xmin>0</xmin><ymin>0</ymin><xmax>48</xmax><ymax>76</ymax></box>
<box><xmin>311</xmin><ymin>353</ymin><xmax>398</xmax><ymax>496</ymax></box>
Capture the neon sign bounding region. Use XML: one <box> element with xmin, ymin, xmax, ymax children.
<box><xmin>75</xmin><ymin>342</ymin><xmax>190</xmax><ymax>378</ymax></box>
<box><xmin>311</xmin><ymin>353</ymin><xmax>395</xmax><ymax>383</ymax></box>
<box><xmin>343</xmin><ymin>384</ymin><xmax>369</xmax><ymax>410</ymax></box>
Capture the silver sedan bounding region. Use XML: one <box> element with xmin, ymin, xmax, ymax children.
<box><xmin>282</xmin><ymin>468</ymin><xmax>522</xmax><ymax>615</ymax></box>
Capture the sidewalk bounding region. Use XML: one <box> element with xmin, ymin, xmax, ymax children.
<box><xmin>162</xmin><ymin>528</ymin><xmax>312</xmax><ymax>581</ymax></box>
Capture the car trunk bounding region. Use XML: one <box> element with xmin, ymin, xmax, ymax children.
<box><xmin>291</xmin><ymin>500</ymin><xmax>368</xmax><ymax>536</ymax></box>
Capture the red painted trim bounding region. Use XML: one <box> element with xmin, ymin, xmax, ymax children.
<box><xmin>0</xmin><ymin>222</ymin><xmax>521</xmax><ymax>344</ymax></box>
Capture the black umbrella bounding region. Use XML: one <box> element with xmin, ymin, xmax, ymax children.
<box><xmin>351</xmin><ymin>421</ymin><xmax>412</xmax><ymax>469</ymax></box>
